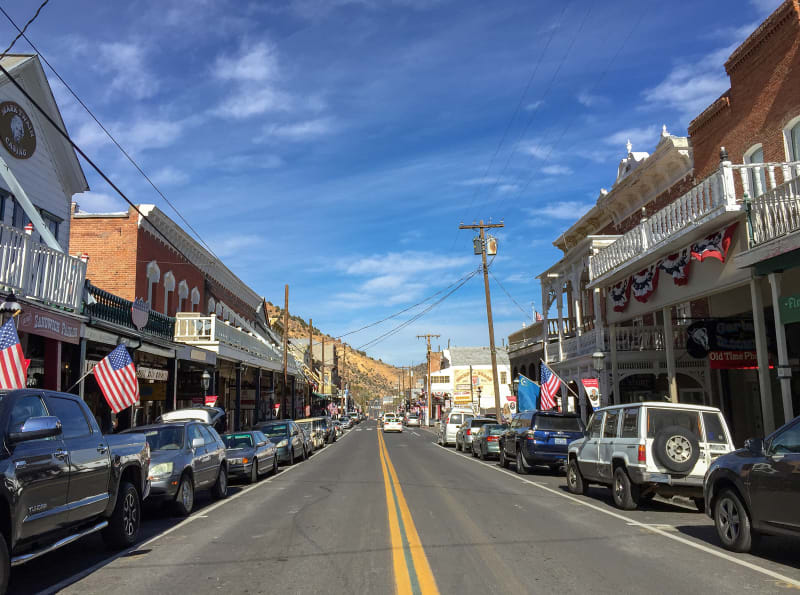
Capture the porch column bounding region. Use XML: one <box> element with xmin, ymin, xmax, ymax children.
<box><xmin>255</xmin><ymin>368</ymin><xmax>262</xmax><ymax>423</ymax></box>
<box><xmin>77</xmin><ymin>338</ymin><xmax>87</xmax><ymax>399</ymax></box>
<box><xmin>593</xmin><ymin>288</ymin><xmax>604</xmax><ymax>350</ymax></box>
<box><xmin>663</xmin><ymin>306</ymin><xmax>678</xmax><ymax>403</ymax></box>
<box><xmin>610</xmin><ymin>323</ymin><xmax>619</xmax><ymax>406</ymax></box>
<box><xmin>750</xmin><ymin>274</ymin><xmax>775</xmax><ymax>434</ymax></box>
<box><xmin>574</xmin><ymin>293</ymin><xmax>583</xmax><ymax>336</ymax></box>
<box><xmin>541</xmin><ymin>282</ymin><xmax>550</xmax><ymax>363</ymax></box>
<box><xmin>169</xmin><ymin>357</ymin><xmax>178</xmax><ymax>411</ymax></box>
<box><xmin>768</xmin><ymin>272</ymin><xmax>794</xmax><ymax>424</ymax></box>
<box><xmin>235</xmin><ymin>364</ymin><xmax>242</xmax><ymax>431</ymax></box>
<box><xmin>557</xmin><ymin>286</ymin><xmax>564</xmax><ymax>362</ymax></box>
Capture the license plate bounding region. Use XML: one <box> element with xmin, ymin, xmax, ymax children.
<box><xmin>555</xmin><ymin>438</ymin><xmax>567</xmax><ymax>445</ymax></box>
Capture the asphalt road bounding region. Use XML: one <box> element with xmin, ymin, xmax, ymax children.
<box><xmin>12</xmin><ymin>420</ymin><xmax>800</xmax><ymax>594</ymax></box>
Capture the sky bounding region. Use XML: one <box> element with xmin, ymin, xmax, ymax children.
<box><xmin>0</xmin><ymin>0</ymin><xmax>784</xmax><ymax>365</ymax></box>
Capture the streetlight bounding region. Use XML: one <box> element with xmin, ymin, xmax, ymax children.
<box><xmin>0</xmin><ymin>292</ymin><xmax>21</xmax><ymax>320</ymax></box>
<box><xmin>591</xmin><ymin>352</ymin><xmax>605</xmax><ymax>373</ymax></box>
<box><xmin>512</xmin><ymin>375</ymin><xmax>520</xmax><ymax>397</ymax></box>
<box><xmin>201</xmin><ymin>370</ymin><xmax>211</xmax><ymax>397</ymax></box>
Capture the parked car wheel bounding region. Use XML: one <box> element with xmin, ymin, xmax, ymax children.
<box><xmin>499</xmin><ymin>447</ymin><xmax>509</xmax><ymax>469</ymax></box>
<box><xmin>103</xmin><ymin>481</ymin><xmax>140</xmax><ymax>549</ymax></box>
<box><xmin>693</xmin><ymin>497</ymin><xmax>706</xmax><ymax>513</ymax></box>
<box><xmin>249</xmin><ymin>459</ymin><xmax>259</xmax><ymax>484</ymax></box>
<box><xmin>653</xmin><ymin>426</ymin><xmax>700</xmax><ymax>473</ymax></box>
<box><xmin>516</xmin><ymin>449</ymin><xmax>529</xmax><ymax>475</ymax></box>
<box><xmin>212</xmin><ymin>466</ymin><xmax>228</xmax><ymax>500</ymax></box>
<box><xmin>174</xmin><ymin>473</ymin><xmax>194</xmax><ymax>516</ymax></box>
<box><xmin>289</xmin><ymin>448</ymin><xmax>295</xmax><ymax>466</ymax></box>
<box><xmin>567</xmin><ymin>459</ymin><xmax>588</xmax><ymax>496</ymax></box>
<box><xmin>478</xmin><ymin>445</ymin><xmax>485</xmax><ymax>460</ymax></box>
<box><xmin>611</xmin><ymin>466</ymin><xmax>639</xmax><ymax>510</ymax></box>
<box><xmin>714</xmin><ymin>489</ymin><xmax>753</xmax><ymax>552</ymax></box>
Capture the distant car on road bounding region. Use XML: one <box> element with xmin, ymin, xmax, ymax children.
<box><xmin>436</xmin><ymin>408</ymin><xmax>474</xmax><ymax>447</ymax></box>
<box><xmin>383</xmin><ymin>413</ymin><xmax>403</xmax><ymax>433</ymax></box>
<box><xmin>704</xmin><ymin>413</ymin><xmax>800</xmax><ymax>552</ymax></box>
<box><xmin>221</xmin><ymin>431</ymin><xmax>278</xmax><ymax>483</ymax></box>
<box><xmin>254</xmin><ymin>421</ymin><xmax>308</xmax><ymax>465</ymax></box>
<box><xmin>406</xmin><ymin>415</ymin><xmax>421</xmax><ymax>427</ymax></box>
<box><xmin>500</xmin><ymin>410</ymin><xmax>585</xmax><ymax>474</ymax></box>
<box><xmin>471</xmin><ymin>423</ymin><xmax>508</xmax><ymax>460</ymax></box>
<box><xmin>129</xmin><ymin>421</ymin><xmax>228</xmax><ymax>516</ymax></box>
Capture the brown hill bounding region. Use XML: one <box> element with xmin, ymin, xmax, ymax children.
<box><xmin>266</xmin><ymin>303</ymin><xmax>401</xmax><ymax>407</ymax></box>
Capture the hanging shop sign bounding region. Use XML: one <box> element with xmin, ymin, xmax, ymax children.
<box><xmin>581</xmin><ymin>378</ymin><xmax>601</xmax><ymax>408</ymax></box>
<box><xmin>0</xmin><ymin>102</ymin><xmax>36</xmax><ymax>159</ymax></box>
<box><xmin>131</xmin><ymin>298</ymin><xmax>150</xmax><ymax>330</ymax></box>
<box><xmin>137</xmin><ymin>366</ymin><xmax>169</xmax><ymax>381</ymax></box>
<box><xmin>687</xmin><ymin>319</ymin><xmax>756</xmax><ymax>358</ymax></box>
<box><xmin>708</xmin><ymin>350</ymin><xmax>760</xmax><ymax>369</ymax></box>
<box><xmin>779</xmin><ymin>294</ymin><xmax>800</xmax><ymax>325</ymax></box>
<box><xmin>17</xmin><ymin>305</ymin><xmax>81</xmax><ymax>344</ymax></box>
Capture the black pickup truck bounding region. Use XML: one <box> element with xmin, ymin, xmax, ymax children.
<box><xmin>0</xmin><ymin>389</ymin><xmax>150</xmax><ymax>592</ymax></box>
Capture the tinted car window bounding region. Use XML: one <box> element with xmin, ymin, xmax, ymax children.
<box><xmin>646</xmin><ymin>409</ymin><xmax>700</xmax><ymax>439</ymax></box>
<box><xmin>142</xmin><ymin>427</ymin><xmax>184</xmax><ymax>450</ymax></box>
<box><xmin>45</xmin><ymin>397</ymin><xmax>92</xmax><ymax>439</ymax></box>
<box><xmin>770</xmin><ymin>422</ymin><xmax>800</xmax><ymax>454</ymax></box>
<box><xmin>470</xmin><ymin>419</ymin><xmax>492</xmax><ymax>428</ymax></box>
<box><xmin>603</xmin><ymin>410</ymin><xmax>619</xmax><ymax>438</ymax></box>
<box><xmin>198</xmin><ymin>424</ymin><xmax>216</xmax><ymax>445</ymax></box>
<box><xmin>187</xmin><ymin>424</ymin><xmax>204</xmax><ymax>445</ymax></box>
<box><xmin>589</xmin><ymin>413</ymin><xmax>604</xmax><ymax>438</ymax></box>
<box><xmin>702</xmin><ymin>412</ymin><xmax>727</xmax><ymax>444</ymax></box>
<box><xmin>621</xmin><ymin>408</ymin><xmax>639</xmax><ymax>438</ymax></box>
<box><xmin>9</xmin><ymin>395</ymin><xmax>48</xmax><ymax>435</ymax></box>
<box><xmin>223</xmin><ymin>433</ymin><xmax>253</xmax><ymax>448</ymax></box>
<box><xmin>449</xmin><ymin>414</ymin><xmax>463</xmax><ymax>425</ymax></box>
<box><xmin>260</xmin><ymin>424</ymin><xmax>289</xmax><ymax>437</ymax></box>
<box><xmin>484</xmin><ymin>424</ymin><xmax>508</xmax><ymax>435</ymax></box>
<box><xmin>534</xmin><ymin>415</ymin><xmax>584</xmax><ymax>432</ymax></box>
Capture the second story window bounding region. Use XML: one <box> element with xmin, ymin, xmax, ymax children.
<box><xmin>744</xmin><ymin>144</ymin><xmax>766</xmax><ymax>198</ymax></box>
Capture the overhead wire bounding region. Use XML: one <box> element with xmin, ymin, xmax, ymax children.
<box><xmin>489</xmin><ymin>269</ymin><xmax>532</xmax><ymax>321</ymax></box>
<box><xmin>0</xmin><ymin>0</ymin><xmax>49</xmax><ymax>58</ymax></box>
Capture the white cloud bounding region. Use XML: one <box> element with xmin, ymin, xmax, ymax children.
<box><xmin>605</xmin><ymin>125</ymin><xmax>659</xmax><ymax>150</ymax></box>
<box><xmin>119</xmin><ymin>119</ymin><xmax>186</xmax><ymax>151</ymax></box>
<box><xmin>525</xmin><ymin>100</ymin><xmax>544</xmax><ymax>111</ymax></box>
<box><xmin>97</xmin><ymin>41</ymin><xmax>159</xmax><ymax>100</ymax></box>
<box><xmin>217</xmin><ymin>87</ymin><xmax>291</xmax><ymax>120</ymax></box>
<box><xmin>505</xmin><ymin>273</ymin><xmax>531</xmax><ymax>284</ymax></box>
<box><xmin>343</xmin><ymin>251</ymin><xmax>470</xmax><ymax>277</ymax></box>
<box><xmin>74</xmin><ymin>191</ymin><xmax>125</xmax><ymax>213</ymax></box>
<box><xmin>576</xmin><ymin>90</ymin><xmax>606</xmax><ymax>107</ymax></box>
<box><xmin>209</xmin><ymin>234</ymin><xmax>266</xmax><ymax>259</ymax></box>
<box><xmin>750</xmin><ymin>0</ymin><xmax>782</xmax><ymax>16</ymax></box>
<box><xmin>151</xmin><ymin>166</ymin><xmax>189</xmax><ymax>186</ymax></box>
<box><xmin>215</xmin><ymin>153</ymin><xmax>283</xmax><ymax>172</ymax></box>
<box><xmin>265</xmin><ymin>117</ymin><xmax>336</xmax><ymax>141</ymax></box>
<box><xmin>73</xmin><ymin>121</ymin><xmax>111</xmax><ymax>151</ymax></box>
<box><xmin>497</xmin><ymin>184</ymin><xmax>518</xmax><ymax>194</ymax></box>
<box><xmin>523</xmin><ymin>141</ymin><xmax>553</xmax><ymax>160</ymax></box>
<box><xmin>541</xmin><ymin>164</ymin><xmax>572</xmax><ymax>176</ymax></box>
<box><xmin>214</xmin><ymin>41</ymin><xmax>279</xmax><ymax>83</ymax></box>
<box><xmin>457</xmin><ymin>176</ymin><xmax>502</xmax><ymax>186</ymax></box>
<box><xmin>531</xmin><ymin>201</ymin><xmax>593</xmax><ymax>220</ymax></box>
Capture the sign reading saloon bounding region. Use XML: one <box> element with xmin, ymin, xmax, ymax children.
<box><xmin>0</xmin><ymin>102</ymin><xmax>35</xmax><ymax>159</ymax></box>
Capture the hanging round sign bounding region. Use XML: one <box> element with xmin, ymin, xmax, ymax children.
<box><xmin>131</xmin><ymin>298</ymin><xmax>150</xmax><ymax>330</ymax></box>
<box><xmin>0</xmin><ymin>102</ymin><xmax>35</xmax><ymax>159</ymax></box>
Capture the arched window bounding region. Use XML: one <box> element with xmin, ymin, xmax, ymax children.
<box><xmin>163</xmin><ymin>271</ymin><xmax>175</xmax><ymax>315</ymax></box>
<box><xmin>191</xmin><ymin>287</ymin><xmax>200</xmax><ymax>312</ymax></box>
<box><xmin>784</xmin><ymin>116</ymin><xmax>800</xmax><ymax>176</ymax></box>
<box><xmin>177</xmin><ymin>280</ymin><xmax>189</xmax><ymax>312</ymax></box>
<box><xmin>146</xmin><ymin>261</ymin><xmax>160</xmax><ymax>307</ymax></box>
<box><xmin>744</xmin><ymin>144</ymin><xmax>766</xmax><ymax>198</ymax></box>
<box><xmin>207</xmin><ymin>297</ymin><xmax>216</xmax><ymax>315</ymax></box>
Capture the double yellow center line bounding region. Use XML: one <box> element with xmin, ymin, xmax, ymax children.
<box><xmin>377</xmin><ymin>429</ymin><xmax>439</xmax><ymax>595</ymax></box>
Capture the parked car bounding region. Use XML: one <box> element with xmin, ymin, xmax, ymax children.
<box><xmin>456</xmin><ymin>417</ymin><xmax>495</xmax><ymax>453</ymax></box>
<box><xmin>500</xmin><ymin>411</ymin><xmax>585</xmax><ymax>474</ymax></box>
<box><xmin>0</xmin><ymin>390</ymin><xmax>151</xmax><ymax>591</ymax></box>
<box><xmin>332</xmin><ymin>420</ymin><xmax>344</xmax><ymax>437</ymax></box>
<box><xmin>297</xmin><ymin>422</ymin><xmax>315</xmax><ymax>455</ymax></box>
<box><xmin>471</xmin><ymin>423</ymin><xmax>508</xmax><ymax>460</ymax></box>
<box><xmin>129</xmin><ymin>421</ymin><xmax>228</xmax><ymax>516</ymax></box>
<box><xmin>567</xmin><ymin>402</ymin><xmax>734</xmax><ymax>511</ymax></box>
<box><xmin>158</xmin><ymin>406</ymin><xmax>227</xmax><ymax>434</ymax></box>
<box><xmin>383</xmin><ymin>413</ymin><xmax>403</xmax><ymax>433</ymax></box>
<box><xmin>340</xmin><ymin>416</ymin><xmax>354</xmax><ymax>429</ymax></box>
<box><xmin>221</xmin><ymin>431</ymin><xmax>278</xmax><ymax>483</ymax></box>
<box><xmin>406</xmin><ymin>415</ymin><xmax>421</xmax><ymax>427</ymax></box>
<box><xmin>436</xmin><ymin>408</ymin><xmax>474</xmax><ymax>447</ymax></box>
<box><xmin>254</xmin><ymin>420</ymin><xmax>307</xmax><ymax>465</ymax></box>
<box><xmin>296</xmin><ymin>417</ymin><xmax>327</xmax><ymax>449</ymax></box>
<box><xmin>704</xmin><ymin>413</ymin><xmax>800</xmax><ymax>552</ymax></box>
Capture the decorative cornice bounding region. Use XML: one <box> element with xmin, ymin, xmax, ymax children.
<box><xmin>725</xmin><ymin>0</ymin><xmax>799</xmax><ymax>75</ymax></box>
<box><xmin>688</xmin><ymin>92</ymin><xmax>731</xmax><ymax>134</ymax></box>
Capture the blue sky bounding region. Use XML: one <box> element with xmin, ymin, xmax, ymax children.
<box><xmin>1</xmin><ymin>0</ymin><xmax>783</xmax><ymax>365</ymax></box>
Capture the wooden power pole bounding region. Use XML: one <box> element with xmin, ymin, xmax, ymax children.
<box><xmin>459</xmin><ymin>220</ymin><xmax>504</xmax><ymax>420</ymax></box>
<box><xmin>417</xmin><ymin>334</ymin><xmax>440</xmax><ymax>423</ymax></box>
<box><xmin>282</xmin><ymin>284</ymin><xmax>289</xmax><ymax>419</ymax></box>
<box><xmin>321</xmin><ymin>335</ymin><xmax>326</xmax><ymax>409</ymax></box>
<box><xmin>308</xmin><ymin>318</ymin><xmax>313</xmax><ymax>414</ymax></box>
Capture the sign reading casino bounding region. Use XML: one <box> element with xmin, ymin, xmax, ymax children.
<box><xmin>0</xmin><ymin>101</ymin><xmax>36</xmax><ymax>159</ymax></box>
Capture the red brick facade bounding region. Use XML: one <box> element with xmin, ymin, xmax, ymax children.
<box><xmin>689</xmin><ymin>1</ymin><xmax>800</xmax><ymax>182</ymax></box>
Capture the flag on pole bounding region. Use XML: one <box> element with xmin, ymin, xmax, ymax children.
<box><xmin>94</xmin><ymin>344</ymin><xmax>139</xmax><ymax>413</ymax></box>
<box><xmin>539</xmin><ymin>362</ymin><xmax>560</xmax><ymax>410</ymax></box>
<box><xmin>517</xmin><ymin>374</ymin><xmax>540</xmax><ymax>412</ymax></box>
<box><xmin>0</xmin><ymin>318</ymin><xmax>26</xmax><ymax>389</ymax></box>
<box><xmin>534</xmin><ymin>311</ymin><xmax>543</xmax><ymax>321</ymax></box>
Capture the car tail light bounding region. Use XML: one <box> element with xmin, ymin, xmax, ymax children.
<box><xmin>466</xmin><ymin>429</ymin><xmax>471</xmax><ymax>436</ymax></box>
<box><xmin>638</xmin><ymin>444</ymin><xmax>646</xmax><ymax>463</ymax></box>
<box><xmin>487</xmin><ymin>436</ymin><xmax>498</xmax><ymax>442</ymax></box>
<box><xmin>526</xmin><ymin>430</ymin><xmax>536</xmax><ymax>440</ymax></box>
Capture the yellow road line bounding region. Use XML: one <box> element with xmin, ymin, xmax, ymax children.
<box><xmin>378</xmin><ymin>429</ymin><xmax>439</xmax><ymax>595</ymax></box>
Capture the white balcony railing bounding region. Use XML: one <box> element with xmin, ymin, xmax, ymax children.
<box><xmin>0</xmin><ymin>223</ymin><xmax>86</xmax><ymax>310</ymax></box>
<box><xmin>174</xmin><ymin>313</ymin><xmax>282</xmax><ymax>365</ymax></box>
<box><xmin>546</xmin><ymin>325</ymin><xmax>686</xmax><ymax>364</ymax></box>
<box><xmin>745</xmin><ymin>169</ymin><xmax>800</xmax><ymax>248</ymax></box>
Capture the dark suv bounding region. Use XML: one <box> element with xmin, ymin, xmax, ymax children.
<box><xmin>500</xmin><ymin>410</ymin><xmax>585</xmax><ymax>474</ymax></box>
<box><xmin>704</xmin><ymin>413</ymin><xmax>800</xmax><ymax>553</ymax></box>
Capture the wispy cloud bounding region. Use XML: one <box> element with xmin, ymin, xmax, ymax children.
<box><xmin>264</xmin><ymin>117</ymin><xmax>337</xmax><ymax>141</ymax></box>
<box><xmin>541</xmin><ymin>164</ymin><xmax>572</xmax><ymax>176</ymax></box>
<box><xmin>605</xmin><ymin>125</ymin><xmax>659</xmax><ymax>150</ymax></box>
<box><xmin>151</xmin><ymin>166</ymin><xmax>189</xmax><ymax>186</ymax></box>
<box><xmin>523</xmin><ymin>141</ymin><xmax>553</xmax><ymax>160</ymax></box>
<box><xmin>505</xmin><ymin>273</ymin><xmax>532</xmax><ymax>283</ymax></box>
<box><xmin>528</xmin><ymin>201</ymin><xmax>593</xmax><ymax>220</ymax></box>
<box><xmin>525</xmin><ymin>100</ymin><xmax>544</xmax><ymax>111</ymax></box>
<box><xmin>214</xmin><ymin>41</ymin><xmax>279</xmax><ymax>83</ymax></box>
<box><xmin>97</xmin><ymin>41</ymin><xmax>159</xmax><ymax>100</ymax></box>
<box><xmin>75</xmin><ymin>191</ymin><xmax>125</xmax><ymax>213</ymax></box>
<box><xmin>576</xmin><ymin>90</ymin><xmax>606</xmax><ymax>107</ymax></box>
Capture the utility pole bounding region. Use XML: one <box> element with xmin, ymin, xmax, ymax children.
<box><xmin>341</xmin><ymin>343</ymin><xmax>347</xmax><ymax>413</ymax></box>
<box><xmin>460</xmin><ymin>220</ymin><xmax>504</xmax><ymax>420</ymax></box>
<box><xmin>417</xmin><ymin>334</ymin><xmax>440</xmax><ymax>424</ymax></box>
<box><xmin>321</xmin><ymin>335</ymin><xmax>326</xmax><ymax>408</ymax></box>
<box><xmin>282</xmin><ymin>284</ymin><xmax>289</xmax><ymax>420</ymax></box>
<box><xmin>308</xmin><ymin>318</ymin><xmax>313</xmax><ymax>415</ymax></box>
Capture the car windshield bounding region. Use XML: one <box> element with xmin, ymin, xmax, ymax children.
<box><xmin>449</xmin><ymin>414</ymin><xmax>463</xmax><ymax>425</ymax></box>
<box><xmin>260</xmin><ymin>424</ymin><xmax>289</xmax><ymax>437</ymax></box>
<box><xmin>535</xmin><ymin>415</ymin><xmax>584</xmax><ymax>432</ymax></box>
<box><xmin>485</xmin><ymin>424</ymin><xmax>508</xmax><ymax>435</ymax></box>
<box><xmin>470</xmin><ymin>419</ymin><xmax>492</xmax><ymax>428</ymax></box>
<box><xmin>298</xmin><ymin>422</ymin><xmax>312</xmax><ymax>432</ymax></box>
<box><xmin>222</xmin><ymin>433</ymin><xmax>253</xmax><ymax>448</ymax></box>
<box><xmin>142</xmin><ymin>427</ymin><xmax>184</xmax><ymax>450</ymax></box>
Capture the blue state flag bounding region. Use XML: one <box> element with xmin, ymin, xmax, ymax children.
<box><xmin>517</xmin><ymin>374</ymin><xmax>540</xmax><ymax>412</ymax></box>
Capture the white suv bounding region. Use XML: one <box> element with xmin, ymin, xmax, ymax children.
<box><xmin>566</xmin><ymin>402</ymin><xmax>735</xmax><ymax>511</ymax></box>
<box><xmin>436</xmin><ymin>408</ymin><xmax>474</xmax><ymax>447</ymax></box>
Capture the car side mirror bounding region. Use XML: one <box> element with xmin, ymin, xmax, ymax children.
<box><xmin>8</xmin><ymin>416</ymin><xmax>62</xmax><ymax>443</ymax></box>
<box><xmin>744</xmin><ymin>437</ymin><xmax>765</xmax><ymax>456</ymax></box>
<box><xmin>191</xmin><ymin>437</ymin><xmax>204</xmax><ymax>450</ymax></box>
<box><xmin>257</xmin><ymin>441</ymin><xmax>267</xmax><ymax>447</ymax></box>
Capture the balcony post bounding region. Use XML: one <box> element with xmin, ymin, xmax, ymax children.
<box><xmin>593</xmin><ymin>287</ymin><xmax>604</xmax><ymax>350</ymax></box>
<box><xmin>662</xmin><ymin>306</ymin><xmax>678</xmax><ymax>403</ymax></box>
<box><xmin>557</xmin><ymin>286</ymin><xmax>564</xmax><ymax>362</ymax></box>
<box><xmin>234</xmin><ymin>364</ymin><xmax>242</xmax><ymax>431</ymax></box>
<box><xmin>541</xmin><ymin>282</ymin><xmax>550</xmax><ymax>363</ymax></box>
<box><xmin>719</xmin><ymin>148</ymin><xmax>736</xmax><ymax>206</ymax></box>
<box><xmin>768</xmin><ymin>272</ymin><xmax>795</xmax><ymax>424</ymax></box>
<box><xmin>750</xmin><ymin>273</ymin><xmax>774</xmax><ymax>434</ymax></box>
<box><xmin>609</xmin><ymin>323</ymin><xmax>619</xmax><ymax>406</ymax></box>
<box><xmin>255</xmin><ymin>368</ymin><xmax>262</xmax><ymax>423</ymax></box>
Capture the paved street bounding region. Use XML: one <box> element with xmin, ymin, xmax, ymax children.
<box><xmin>12</xmin><ymin>421</ymin><xmax>800</xmax><ymax>594</ymax></box>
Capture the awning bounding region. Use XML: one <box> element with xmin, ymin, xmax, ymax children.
<box><xmin>312</xmin><ymin>392</ymin><xmax>332</xmax><ymax>401</ymax></box>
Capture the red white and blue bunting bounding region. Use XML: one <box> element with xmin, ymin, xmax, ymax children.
<box><xmin>658</xmin><ymin>249</ymin><xmax>691</xmax><ymax>286</ymax></box>
<box><xmin>609</xmin><ymin>278</ymin><xmax>631</xmax><ymax>312</ymax></box>
<box><xmin>631</xmin><ymin>264</ymin><xmax>659</xmax><ymax>302</ymax></box>
<box><xmin>691</xmin><ymin>222</ymin><xmax>738</xmax><ymax>263</ymax></box>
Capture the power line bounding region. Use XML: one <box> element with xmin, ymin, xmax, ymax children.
<box><xmin>489</xmin><ymin>269</ymin><xmax>532</xmax><ymax>320</ymax></box>
<box><xmin>0</xmin><ymin>0</ymin><xmax>49</xmax><ymax>58</ymax></box>
<box><xmin>0</xmin><ymin>6</ymin><xmax>221</xmax><ymax>260</ymax></box>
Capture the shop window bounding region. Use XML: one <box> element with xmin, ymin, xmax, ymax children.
<box><xmin>744</xmin><ymin>144</ymin><xmax>767</xmax><ymax>197</ymax></box>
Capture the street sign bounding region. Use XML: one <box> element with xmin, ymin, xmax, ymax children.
<box><xmin>780</xmin><ymin>294</ymin><xmax>800</xmax><ymax>324</ymax></box>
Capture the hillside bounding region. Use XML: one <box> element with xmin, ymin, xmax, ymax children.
<box><xmin>266</xmin><ymin>303</ymin><xmax>401</xmax><ymax>406</ymax></box>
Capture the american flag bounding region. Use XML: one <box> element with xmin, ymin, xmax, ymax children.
<box><xmin>539</xmin><ymin>362</ymin><xmax>560</xmax><ymax>410</ymax></box>
<box><xmin>534</xmin><ymin>311</ymin><xmax>543</xmax><ymax>321</ymax></box>
<box><xmin>94</xmin><ymin>344</ymin><xmax>139</xmax><ymax>413</ymax></box>
<box><xmin>0</xmin><ymin>318</ymin><xmax>26</xmax><ymax>389</ymax></box>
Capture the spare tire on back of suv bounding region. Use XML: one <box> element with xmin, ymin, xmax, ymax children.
<box><xmin>653</xmin><ymin>425</ymin><xmax>700</xmax><ymax>473</ymax></box>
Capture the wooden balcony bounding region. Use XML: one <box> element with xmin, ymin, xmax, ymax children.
<box><xmin>546</xmin><ymin>325</ymin><xmax>687</xmax><ymax>364</ymax></box>
<box><xmin>85</xmin><ymin>283</ymin><xmax>174</xmax><ymax>341</ymax></box>
<box><xmin>743</xmin><ymin>167</ymin><xmax>800</xmax><ymax>250</ymax></box>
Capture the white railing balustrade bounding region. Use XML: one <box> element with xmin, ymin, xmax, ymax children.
<box><xmin>744</xmin><ymin>170</ymin><xmax>800</xmax><ymax>248</ymax></box>
<box><xmin>547</xmin><ymin>325</ymin><xmax>686</xmax><ymax>364</ymax></box>
<box><xmin>0</xmin><ymin>223</ymin><xmax>86</xmax><ymax>310</ymax></box>
<box><xmin>545</xmin><ymin>341</ymin><xmax>559</xmax><ymax>362</ymax></box>
<box><xmin>175</xmin><ymin>313</ymin><xmax>282</xmax><ymax>363</ymax></box>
